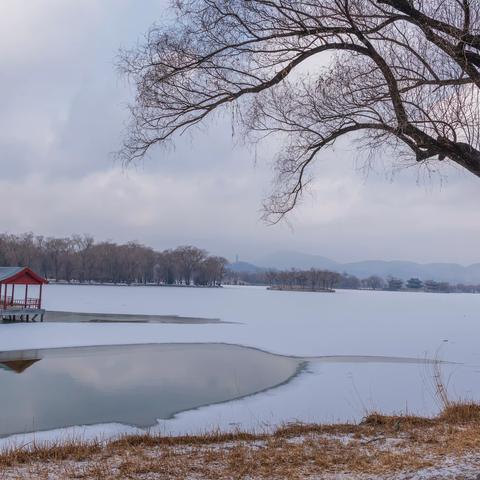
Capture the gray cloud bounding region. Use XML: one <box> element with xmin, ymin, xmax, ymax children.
<box><xmin>0</xmin><ymin>1</ymin><xmax>479</xmax><ymax>265</ymax></box>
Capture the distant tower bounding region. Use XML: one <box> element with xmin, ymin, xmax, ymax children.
<box><xmin>235</xmin><ymin>254</ymin><xmax>239</xmax><ymax>263</ymax></box>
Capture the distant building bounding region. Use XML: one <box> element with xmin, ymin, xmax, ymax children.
<box><xmin>424</xmin><ymin>280</ymin><xmax>451</xmax><ymax>293</ymax></box>
<box><xmin>387</xmin><ymin>277</ymin><xmax>404</xmax><ymax>291</ymax></box>
<box><xmin>406</xmin><ymin>278</ymin><xmax>423</xmax><ymax>290</ymax></box>
<box><xmin>424</xmin><ymin>280</ymin><xmax>440</xmax><ymax>292</ymax></box>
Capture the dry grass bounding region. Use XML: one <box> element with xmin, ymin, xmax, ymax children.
<box><xmin>2</xmin><ymin>404</ymin><xmax>480</xmax><ymax>479</ymax></box>
<box><xmin>0</xmin><ymin>439</ymin><xmax>102</xmax><ymax>467</ymax></box>
<box><xmin>438</xmin><ymin>401</ymin><xmax>480</xmax><ymax>423</ymax></box>
<box><xmin>360</xmin><ymin>412</ymin><xmax>434</xmax><ymax>429</ymax></box>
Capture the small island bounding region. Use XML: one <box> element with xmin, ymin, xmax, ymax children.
<box><xmin>265</xmin><ymin>269</ymin><xmax>340</xmax><ymax>292</ymax></box>
<box><xmin>267</xmin><ymin>286</ymin><xmax>335</xmax><ymax>292</ymax></box>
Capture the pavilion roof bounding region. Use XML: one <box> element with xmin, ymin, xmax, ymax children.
<box><xmin>0</xmin><ymin>267</ymin><xmax>48</xmax><ymax>284</ymax></box>
<box><xmin>0</xmin><ymin>267</ymin><xmax>24</xmax><ymax>282</ymax></box>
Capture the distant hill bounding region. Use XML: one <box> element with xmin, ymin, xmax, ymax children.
<box><xmin>251</xmin><ymin>251</ymin><xmax>480</xmax><ymax>284</ymax></box>
<box><xmin>257</xmin><ymin>251</ymin><xmax>341</xmax><ymax>271</ymax></box>
<box><xmin>227</xmin><ymin>261</ymin><xmax>266</xmax><ymax>274</ymax></box>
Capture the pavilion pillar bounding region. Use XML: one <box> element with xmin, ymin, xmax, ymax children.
<box><xmin>11</xmin><ymin>284</ymin><xmax>15</xmax><ymax>305</ymax></box>
<box><xmin>39</xmin><ymin>284</ymin><xmax>43</xmax><ymax>309</ymax></box>
<box><xmin>3</xmin><ymin>284</ymin><xmax>7</xmax><ymax>309</ymax></box>
<box><xmin>24</xmin><ymin>284</ymin><xmax>28</xmax><ymax>308</ymax></box>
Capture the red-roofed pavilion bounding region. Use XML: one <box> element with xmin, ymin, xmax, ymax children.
<box><xmin>0</xmin><ymin>267</ymin><xmax>48</xmax><ymax>321</ymax></box>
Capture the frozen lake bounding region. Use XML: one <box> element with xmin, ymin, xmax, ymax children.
<box><xmin>0</xmin><ymin>284</ymin><xmax>479</xmax><ymax>445</ymax></box>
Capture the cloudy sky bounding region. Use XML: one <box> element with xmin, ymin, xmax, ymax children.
<box><xmin>1</xmin><ymin>0</ymin><xmax>479</xmax><ymax>265</ymax></box>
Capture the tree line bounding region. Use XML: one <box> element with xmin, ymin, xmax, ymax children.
<box><xmin>226</xmin><ymin>270</ymin><xmax>480</xmax><ymax>294</ymax></box>
<box><xmin>3</xmin><ymin>233</ymin><xmax>480</xmax><ymax>293</ymax></box>
<box><xmin>264</xmin><ymin>269</ymin><xmax>343</xmax><ymax>292</ymax></box>
<box><xmin>226</xmin><ymin>269</ymin><xmax>367</xmax><ymax>290</ymax></box>
<box><xmin>0</xmin><ymin>233</ymin><xmax>227</xmax><ymax>286</ymax></box>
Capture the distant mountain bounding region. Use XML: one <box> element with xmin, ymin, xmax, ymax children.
<box><xmin>253</xmin><ymin>251</ymin><xmax>480</xmax><ymax>284</ymax></box>
<box><xmin>257</xmin><ymin>251</ymin><xmax>341</xmax><ymax>271</ymax></box>
<box><xmin>227</xmin><ymin>261</ymin><xmax>266</xmax><ymax>274</ymax></box>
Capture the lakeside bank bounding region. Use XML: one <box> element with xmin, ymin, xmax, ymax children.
<box><xmin>2</xmin><ymin>404</ymin><xmax>480</xmax><ymax>479</ymax></box>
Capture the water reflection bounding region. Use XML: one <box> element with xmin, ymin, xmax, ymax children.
<box><xmin>0</xmin><ymin>344</ymin><xmax>300</xmax><ymax>437</ymax></box>
<box><xmin>0</xmin><ymin>359</ymin><xmax>40</xmax><ymax>374</ymax></box>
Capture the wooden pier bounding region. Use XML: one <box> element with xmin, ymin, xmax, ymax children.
<box><xmin>0</xmin><ymin>307</ymin><xmax>45</xmax><ymax>322</ymax></box>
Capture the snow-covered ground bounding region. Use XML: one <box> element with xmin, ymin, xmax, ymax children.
<box><xmin>1</xmin><ymin>284</ymin><xmax>479</xmax><ymax>447</ymax></box>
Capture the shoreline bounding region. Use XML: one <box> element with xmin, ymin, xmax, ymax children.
<box><xmin>2</xmin><ymin>404</ymin><xmax>480</xmax><ymax>479</ymax></box>
<box><xmin>46</xmin><ymin>282</ymin><xmax>224</xmax><ymax>288</ymax></box>
<box><xmin>42</xmin><ymin>310</ymin><xmax>226</xmax><ymax>324</ymax></box>
<box><xmin>267</xmin><ymin>286</ymin><xmax>335</xmax><ymax>293</ymax></box>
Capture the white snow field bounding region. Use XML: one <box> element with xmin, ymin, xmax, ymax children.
<box><xmin>1</xmin><ymin>284</ymin><xmax>479</xmax><ymax>447</ymax></box>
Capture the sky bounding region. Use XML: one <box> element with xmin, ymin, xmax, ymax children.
<box><xmin>0</xmin><ymin>0</ymin><xmax>479</xmax><ymax>265</ymax></box>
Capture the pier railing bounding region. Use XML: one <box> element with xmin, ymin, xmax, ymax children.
<box><xmin>2</xmin><ymin>297</ymin><xmax>41</xmax><ymax>309</ymax></box>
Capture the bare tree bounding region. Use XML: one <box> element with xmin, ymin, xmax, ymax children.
<box><xmin>154</xmin><ymin>250</ymin><xmax>178</xmax><ymax>284</ymax></box>
<box><xmin>364</xmin><ymin>274</ymin><xmax>385</xmax><ymax>290</ymax></box>
<box><xmin>72</xmin><ymin>234</ymin><xmax>95</xmax><ymax>283</ymax></box>
<box><xmin>173</xmin><ymin>245</ymin><xmax>207</xmax><ymax>285</ymax></box>
<box><xmin>44</xmin><ymin>237</ymin><xmax>71</xmax><ymax>282</ymax></box>
<box><xmin>194</xmin><ymin>256</ymin><xmax>228</xmax><ymax>285</ymax></box>
<box><xmin>120</xmin><ymin>1</ymin><xmax>480</xmax><ymax>220</ymax></box>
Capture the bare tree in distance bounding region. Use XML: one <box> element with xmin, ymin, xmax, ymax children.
<box><xmin>364</xmin><ymin>275</ymin><xmax>385</xmax><ymax>290</ymax></box>
<box><xmin>120</xmin><ymin>0</ymin><xmax>480</xmax><ymax>221</ymax></box>
<box><xmin>173</xmin><ymin>245</ymin><xmax>208</xmax><ymax>285</ymax></box>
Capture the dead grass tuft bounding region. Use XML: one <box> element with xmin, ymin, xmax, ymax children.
<box><xmin>361</xmin><ymin>413</ymin><xmax>434</xmax><ymax>429</ymax></box>
<box><xmin>438</xmin><ymin>401</ymin><xmax>480</xmax><ymax>424</ymax></box>
<box><xmin>110</xmin><ymin>429</ymin><xmax>259</xmax><ymax>448</ymax></box>
<box><xmin>0</xmin><ymin>439</ymin><xmax>102</xmax><ymax>468</ymax></box>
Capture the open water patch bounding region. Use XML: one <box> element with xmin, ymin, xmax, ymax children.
<box><xmin>0</xmin><ymin>343</ymin><xmax>300</xmax><ymax>437</ymax></box>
